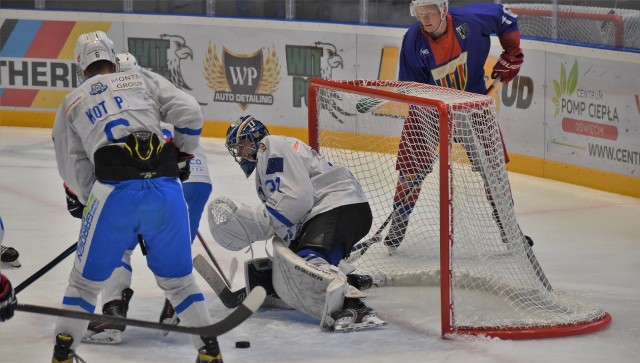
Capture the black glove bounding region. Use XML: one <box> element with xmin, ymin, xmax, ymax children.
<box><xmin>64</xmin><ymin>183</ymin><xmax>85</xmax><ymax>219</ymax></box>
<box><xmin>178</xmin><ymin>152</ymin><xmax>194</xmax><ymax>182</ymax></box>
<box><xmin>0</xmin><ymin>274</ymin><xmax>17</xmax><ymax>322</ymax></box>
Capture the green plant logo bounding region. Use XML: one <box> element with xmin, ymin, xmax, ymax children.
<box><xmin>552</xmin><ymin>59</ymin><xmax>579</xmax><ymax>116</ymax></box>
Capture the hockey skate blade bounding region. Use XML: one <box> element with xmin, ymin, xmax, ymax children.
<box><xmin>82</xmin><ymin>329</ymin><xmax>122</xmax><ymax>344</ymax></box>
<box><xmin>1</xmin><ymin>259</ymin><xmax>21</xmax><ymax>268</ymax></box>
<box><xmin>333</xmin><ymin>318</ymin><xmax>388</xmax><ymax>332</ymax></box>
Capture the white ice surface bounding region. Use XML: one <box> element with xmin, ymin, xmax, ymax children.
<box><xmin>0</xmin><ymin>126</ymin><xmax>638</xmax><ymax>363</ymax></box>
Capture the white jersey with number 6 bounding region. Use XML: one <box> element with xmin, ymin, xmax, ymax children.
<box><xmin>52</xmin><ymin>67</ymin><xmax>202</xmax><ymax>203</ymax></box>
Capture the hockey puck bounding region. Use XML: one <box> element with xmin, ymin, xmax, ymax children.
<box><xmin>235</xmin><ymin>341</ymin><xmax>250</xmax><ymax>349</ymax></box>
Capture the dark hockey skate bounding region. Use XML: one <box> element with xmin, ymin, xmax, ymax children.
<box><xmin>197</xmin><ymin>336</ymin><xmax>224</xmax><ymax>363</ymax></box>
<box><xmin>347</xmin><ymin>274</ymin><xmax>373</xmax><ymax>291</ymax></box>
<box><xmin>159</xmin><ymin>298</ymin><xmax>180</xmax><ymax>336</ymax></box>
<box><xmin>82</xmin><ymin>288</ymin><xmax>133</xmax><ymax>344</ymax></box>
<box><xmin>52</xmin><ymin>333</ymin><xmax>86</xmax><ymax>363</ymax></box>
<box><xmin>383</xmin><ymin>217</ymin><xmax>409</xmax><ymax>255</ymax></box>
<box><xmin>331</xmin><ymin>298</ymin><xmax>387</xmax><ymax>332</ymax></box>
<box><xmin>1</xmin><ymin>245</ymin><xmax>21</xmax><ymax>268</ymax></box>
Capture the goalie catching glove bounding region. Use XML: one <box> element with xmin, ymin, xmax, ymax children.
<box><xmin>208</xmin><ymin>197</ymin><xmax>274</xmax><ymax>251</ymax></box>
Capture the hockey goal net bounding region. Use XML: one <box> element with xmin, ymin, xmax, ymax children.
<box><xmin>307</xmin><ymin>79</ymin><xmax>611</xmax><ymax>339</ymax></box>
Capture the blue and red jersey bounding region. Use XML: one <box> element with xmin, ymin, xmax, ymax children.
<box><xmin>399</xmin><ymin>3</ymin><xmax>520</xmax><ymax>95</ymax></box>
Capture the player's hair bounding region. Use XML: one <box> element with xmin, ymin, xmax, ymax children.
<box><xmin>225</xmin><ymin>115</ymin><xmax>270</xmax><ymax>178</ymax></box>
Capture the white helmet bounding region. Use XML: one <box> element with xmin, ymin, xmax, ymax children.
<box><xmin>410</xmin><ymin>0</ymin><xmax>448</xmax><ymax>17</ymax></box>
<box><xmin>74</xmin><ymin>31</ymin><xmax>117</xmax><ymax>72</ymax></box>
<box><xmin>116</xmin><ymin>52</ymin><xmax>140</xmax><ymax>72</ymax></box>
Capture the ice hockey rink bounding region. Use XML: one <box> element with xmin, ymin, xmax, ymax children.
<box><xmin>0</xmin><ymin>125</ymin><xmax>638</xmax><ymax>363</ymax></box>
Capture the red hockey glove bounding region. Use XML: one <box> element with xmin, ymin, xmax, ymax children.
<box><xmin>491</xmin><ymin>52</ymin><xmax>524</xmax><ymax>84</ymax></box>
<box><xmin>0</xmin><ymin>274</ymin><xmax>17</xmax><ymax>322</ymax></box>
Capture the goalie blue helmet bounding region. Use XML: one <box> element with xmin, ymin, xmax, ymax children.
<box><xmin>225</xmin><ymin>115</ymin><xmax>269</xmax><ymax>178</ymax></box>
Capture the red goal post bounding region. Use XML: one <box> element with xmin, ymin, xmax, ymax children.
<box><xmin>307</xmin><ymin>78</ymin><xmax>611</xmax><ymax>339</ymax></box>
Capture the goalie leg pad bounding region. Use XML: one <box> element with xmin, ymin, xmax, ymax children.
<box><xmin>244</xmin><ymin>258</ymin><xmax>292</xmax><ymax>309</ymax></box>
<box><xmin>208</xmin><ymin>198</ymin><xmax>273</xmax><ymax>251</ymax></box>
<box><xmin>271</xmin><ymin>238</ymin><xmax>348</xmax><ymax>328</ymax></box>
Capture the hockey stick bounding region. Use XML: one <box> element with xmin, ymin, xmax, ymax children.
<box><xmin>196</xmin><ymin>231</ymin><xmax>232</xmax><ymax>288</ymax></box>
<box><xmin>193</xmin><ymin>254</ymin><xmax>247</xmax><ymax>309</ymax></box>
<box><xmin>14</xmin><ymin>286</ymin><xmax>265</xmax><ymax>336</ymax></box>
<box><xmin>347</xmin><ymin>177</ymin><xmax>424</xmax><ymax>263</ymax></box>
<box><xmin>15</xmin><ymin>242</ymin><xmax>77</xmax><ymax>294</ymax></box>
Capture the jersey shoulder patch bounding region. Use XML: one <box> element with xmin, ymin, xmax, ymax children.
<box><xmin>266</xmin><ymin>157</ymin><xmax>284</xmax><ymax>175</ymax></box>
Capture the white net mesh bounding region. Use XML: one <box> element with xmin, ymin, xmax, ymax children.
<box><xmin>310</xmin><ymin>79</ymin><xmax>608</xmax><ymax>336</ymax></box>
<box><xmin>509</xmin><ymin>3</ymin><xmax>640</xmax><ymax>49</ymax></box>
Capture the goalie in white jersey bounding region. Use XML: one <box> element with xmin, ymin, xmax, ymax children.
<box><xmin>208</xmin><ymin>115</ymin><xmax>387</xmax><ymax>331</ymax></box>
<box><xmin>51</xmin><ymin>31</ymin><xmax>221</xmax><ymax>363</ymax></box>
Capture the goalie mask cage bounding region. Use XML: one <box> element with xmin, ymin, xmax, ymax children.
<box><xmin>307</xmin><ymin>79</ymin><xmax>611</xmax><ymax>339</ymax></box>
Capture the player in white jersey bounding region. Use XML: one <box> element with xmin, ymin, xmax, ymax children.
<box><xmin>208</xmin><ymin>115</ymin><xmax>387</xmax><ymax>331</ymax></box>
<box><xmin>79</xmin><ymin>52</ymin><xmax>214</xmax><ymax>344</ymax></box>
<box><xmin>0</xmin><ymin>214</ymin><xmax>17</xmax><ymax>322</ymax></box>
<box><xmin>51</xmin><ymin>32</ymin><xmax>221</xmax><ymax>363</ymax></box>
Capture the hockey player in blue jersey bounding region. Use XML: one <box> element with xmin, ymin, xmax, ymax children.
<box><xmin>51</xmin><ymin>32</ymin><xmax>221</xmax><ymax>363</ymax></box>
<box><xmin>208</xmin><ymin>115</ymin><xmax>386</xmax><ymax>331</ymax></box>
<box><xmin>384</xmin><ymin>0</ymin><xmax>525</xmax><ymax>252</ymax></box>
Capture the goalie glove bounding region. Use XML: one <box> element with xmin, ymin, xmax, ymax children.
<box><xmin>208</xmin><ymin>197</ymin><xmax>274</xmax><ymax>251</ymax></box>
<box><xmin>64</xmin><ymin>183</ymin><xmax>85</xmax><ymax>219</ymax></box>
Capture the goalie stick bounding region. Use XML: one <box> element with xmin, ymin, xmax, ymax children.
<box><xmin>196</xmin><ymin>231</ymin><xmax>233</xmax><ymax>288</ymax></box>
<box><xmin>14</xmin><ymin>286</ymin><xmax>265</xmax><ymax>336</ymax></box>
<box><xmin>194</xmin><ymin>254</ymin><xmax>247</xmax><ymax>309</ymax></box>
